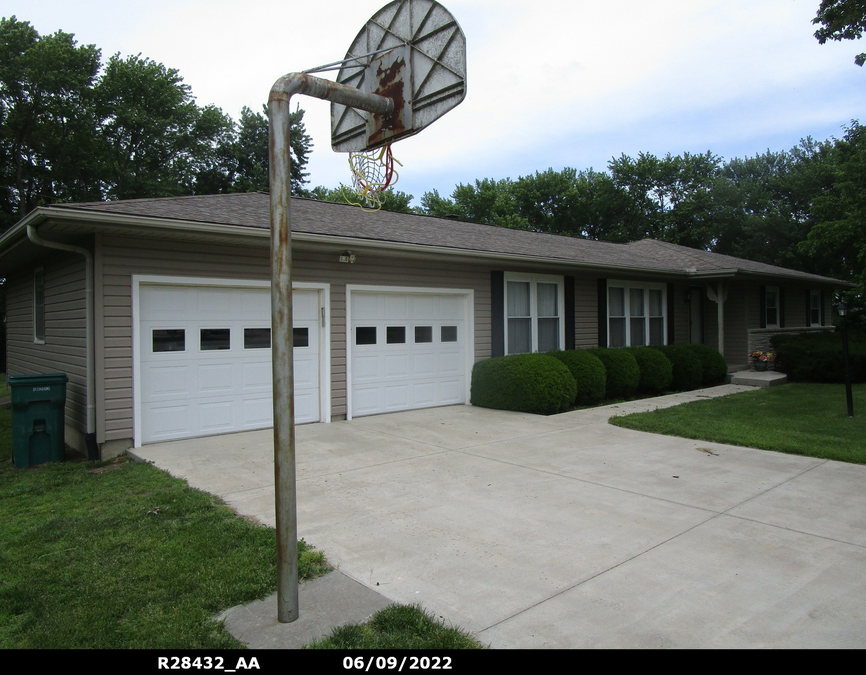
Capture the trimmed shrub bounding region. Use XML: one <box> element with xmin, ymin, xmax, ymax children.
<box><xmin>549</xmin><ymin>350</ymin><xmax>606</xmax><ymax>405</ymax></box>
<box><xmin>771</xmin><ymin>331</ymin><xmax>866</xmax><ymax>383</ymax></box>
<box><xmin>470</xmin><ymin>354</ymin><xmax>577</xmax><ymax>415</ymax></box>
<box><xmin>682</xmin><ymin>343</ymin><xmax>728</xmax><ymax>385</ymax></box>
<box><xmin>629</xmin><ymin>346</ymin><xmax>673</xmax><ymax>393</ymax></box>
<box><xmin>653</xmin><ymin>345</ymin><xmax>703</xmax><ymax>391</ymax></box>
<box><xmin>588</xmin><ymin>348</ymin><xmax>640</xmax><ymax>400</ymax></box>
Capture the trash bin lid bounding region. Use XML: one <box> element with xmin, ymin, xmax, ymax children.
<box><xmin>7</xmin><ymin>373</ymin><xmax>69</xmax><ymax>386</ymax></box>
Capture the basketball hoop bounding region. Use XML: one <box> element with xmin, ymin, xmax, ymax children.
<box><xmin>343</xmin><ymin>143</ymin><xmax>402</xmax><ymax>211</ymax></box>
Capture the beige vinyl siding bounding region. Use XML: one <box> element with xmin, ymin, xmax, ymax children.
<box><xmin>574</xmin><ymin>276</ymin><xmax>599</xmax><ymax>348</ymax></box>
<box><xmin>6</xmin><ymin>253</ymin><xmax>88</xmax><ymax>434</ymax></box>
<box><xmin>99</xmin><ymin>236</ymin><xmax>491</xmax><ymax>439</ymax></box>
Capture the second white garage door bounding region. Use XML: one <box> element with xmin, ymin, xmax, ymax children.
<box><xmin>349</xmin><ymin>288</ymin><xmax>471</xmax><ymax>418</ymax></box>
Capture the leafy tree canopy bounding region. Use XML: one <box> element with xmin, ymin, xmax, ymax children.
<box><xmin>0</xmin><ymin>16</ymin><xmax>312</xmax><ymax>230</ymax></box>
<box><xmin>813</xmin><ymin>0</ymin><xmax>866</xmax><ymax>66</ymax></box>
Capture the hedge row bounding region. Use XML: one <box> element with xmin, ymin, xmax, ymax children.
<box><xmin>770</xmin><ymin>331</ymin><xmax>866</xmax><ymax>383</ymax></box>
<box><xmin>471</xmin><ymin>345</ymin><xmax>728</xmax><ymax>415</ymax></box>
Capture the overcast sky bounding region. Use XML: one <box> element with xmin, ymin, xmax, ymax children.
<box><xmin>4</xmin><ymin>0</ymin><xmax>864</xmax><ymax>203</ymax></box>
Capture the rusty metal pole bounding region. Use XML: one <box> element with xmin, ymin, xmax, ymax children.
<box><xmin>268</xmin><ymin>73</ymin><xmax>392</xmax><ymax>623</ymax></box>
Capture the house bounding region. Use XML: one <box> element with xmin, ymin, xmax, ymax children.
<box><xmin>0</xmin><ymin>192</ymin><xmax>845</xmax><ymax>458</ymax></box>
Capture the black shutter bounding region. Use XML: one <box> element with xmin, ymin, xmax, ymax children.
<box><xmin>779</xmin><ymin>288</ymin><xmax>786</xmax><ymax>328</ymax></box>
<box><xmin>597</xmin><ymin>278</ymin><xmax>607</xmax><ymax>347</ymax></box>
<box><xmin>667</xmin><ymin>283</ymin><xmax>675</xmax><ymax>345</ymax></box>
<box><xmin>806</xmin><ymin>289</ymin><xmax>811</xmax><ymax>326</ymax></box>
<box><xmin>759</xmin><ymin>285</ymin><xmax>766</xmax><ymax>328</ymax></box>
<box><xmin>820</xmin><ymin>290</ymin><xmax>826</xmax><ymax>325</ymax></box>
<box><xmin>565</xmin><ymin>276</ymin><xmax>575</xmax><ymax>350</ymax></box>
<box><xmin>491</xmin><ymin>271</ymin><xmax>504</xmax><ymax>357</ymax></box>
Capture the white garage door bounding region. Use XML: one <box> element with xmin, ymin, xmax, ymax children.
<box><xmin>350</xmin><ymin>290</ymin><xmax>468</xmax><ymax>417</ymax></box>
<box><xmin>139</xmin><ymin>284</ymin><xmax>320</xmax><ymax>443</ymax></box>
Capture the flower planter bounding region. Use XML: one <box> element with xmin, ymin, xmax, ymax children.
<box><xmin>754</xmin><ymin>362</ymin><xmax>768</xmax><ymax>372</ymax></box>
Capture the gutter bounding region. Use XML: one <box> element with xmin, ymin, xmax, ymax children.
<box><xmin>26</xmin><ymin>224</ymin><xmax>98</xmax><ymax>460</ymax></box>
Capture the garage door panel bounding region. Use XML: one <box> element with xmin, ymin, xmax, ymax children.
<box><xmin>384</xmin><ymin>354</ymin><xmax>409</xmax><ymax>377</ymax></box>
<box><xmin>146</xmin><ymin>404</ymin><xmax>191</xmax><ymax>440</ymax></box>
<box><xmin>140</xmin><ymin>284</ymin><xmax>322</xmax><ymax>443</ymax></box>
<box><xmin>199</xmin><ymin>400</ymin><xmax>237</xmax><ymax>433</ymax></box>
<box><xmin>413</xmin><ymin>353</ymin><xmax>436</xmax><ymax>376</ymax></box>
<box><xmin>242</xmin><ymin>397</ymin><xmax>273</xmax><ymax>426</ymax></box>
<box><xmin>241</xmin><ymin>361</ymin><xmax>271</xmax><ymax>391</ymax></box>
<box><xmin>413</xmin><ymin>382</ymin><xmax>436</xmax><ymax>405</ymax></box>
<box><xmin>439</xmin><ymin>380</ymin><xmax>463</xmax><ymax>403</ymax></box>
<box><xmin>197</xmin><ymin>363</ymin><xmax>236</xmax><ymax>393</ymax></box>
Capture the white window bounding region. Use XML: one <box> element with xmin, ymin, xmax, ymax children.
<box><xmin>504</xmin><ymin>273</ymin><xmax>565</xmax><ymax>354</ymax></box>
<box><xmin>33</xmin><ymin>268</ymin><xmax>45</xmax><ymax>343</ymax></box>
<box><xmin>765</xmin><ymin>286</ymin><xmax>780</xmax><ymax>328</ymax></box>
<box><xmin>809</xmin><ymin>290</ymin><xmax>822</xmax><ymax>327</ymax></box>
<box><xmin>607</xmin><ymin>282</ymin><xmax>666</xmax><ymax>347</ymax></box>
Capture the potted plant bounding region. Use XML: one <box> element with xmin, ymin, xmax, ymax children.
<box><xmin>749</xmin><ymin>350</ymin><xmax>773</xmax><ymax>371</ymax></box>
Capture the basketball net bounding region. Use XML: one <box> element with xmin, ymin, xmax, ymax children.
<box><xmin>343</xmin><ymin>143</ymin><xmax>402</xmax><ymax>212</ymax></box>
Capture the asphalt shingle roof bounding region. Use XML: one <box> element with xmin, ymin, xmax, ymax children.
<box><xmin>52</xmin><ymin>192</ymin><xmax>843</xmax><ymax>285</ymax></box>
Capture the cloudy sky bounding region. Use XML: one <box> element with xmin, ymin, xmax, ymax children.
<box><xmin>4</xmin><ymin>0</ymin><xmax>864</xmax><ymax>203</ymax></box>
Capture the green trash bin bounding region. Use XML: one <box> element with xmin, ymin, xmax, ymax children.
<box><xmin>8</xmin><ymin>373</ymin><xmax>69</xmax><ymax>467</ymax></box>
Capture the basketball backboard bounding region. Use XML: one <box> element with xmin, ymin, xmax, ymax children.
<box><xmin>331</xmin><ymin>0</ymin><xmax>467</xmax><ymax>152</ymax></box>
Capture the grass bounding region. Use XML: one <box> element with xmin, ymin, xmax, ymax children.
<box><xmin>0</xmin><ymin>373</ymin><xmax>10</xmax><ymax>398</ymax></box>
<box><xmin>610</xmin><ymin>383</ymin><xmax>866</xmax><ymax>463</ymax></box>
<box><xmin>0</xmin><ymin>406</ymin><xmax>331</xmax><ymax>649</ymax></box>
<box><xmin>306</xmin><ymin>604</ymin><xmax>485</xmax><ymax>650</ymax></box>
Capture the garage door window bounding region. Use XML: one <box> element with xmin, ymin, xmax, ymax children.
<box><xmin>153</xmin><ymin>329</ymin><xmax>185</xmax><ymax>352</ymax></box>
<box><xmin>200</xmin><ymin>328</ymin><xmax>230</xmax><ymax>350</ymax></box>
<box><xmin>356</xmin><ymin>326</ymin><xmax>377</xmax><ymax>345</ymax></box>
<box><xmin>441</xmin><ymin>326</ymin><xmax>458</xmax><ymax>342</ymax></box>
<box><xmin>293</xmin><ymin>327</ymin><xmax>309</xmax><ymax>347</ymax></box>
<box><xmin>244</xmin><ymin>328</ymin><xmax>271</xmax><ymax>349</ymax></box>
<box><xmin>415</xmin><ymin>326</ymin><xmax>433</xmax><ymax>343</ymax></box>
<box><xmin>387</xmin><ymin>326</ymin><xmax>406</xmax><ymax>344</ymax></box>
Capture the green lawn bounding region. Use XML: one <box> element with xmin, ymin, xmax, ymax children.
<box><xmin>610</xmin><ymin>383</ymin><xmax>866</xmax><ymax>463</ymax></box>
<box><xmin>0</xmin><ymin>407</ymin><xmax>329</xmax><ymax>649</ymax></box>
<box><xmin>306</xmin><ymin>604</ymin><xmax>485</xmax><ymax>650</ymax></box>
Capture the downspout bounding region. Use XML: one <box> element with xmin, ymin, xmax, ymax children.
<box><xmin>26</xmin><ymin>225</ymin><xmax>97</xmax><ymax>459</ymax></box>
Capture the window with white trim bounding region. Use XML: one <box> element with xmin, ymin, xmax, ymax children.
<box><xmin>607</xmin><ymin>282</ymin><xmax>666</xmax><ymax>347</ymax></box>
<box><xmin>33</xmin><ymin>268</ymin><xmax>45</xmax><ymax>342</ymax></box>
<box><xmin>809</xmin><ymin>290</ymin><xmax>822</xmax><ymax>327</ymax></box>
<box><xmin>765</xmin><ymin>286</ymin><xmax>780</xmax><ymax>328</ymax></box>
<box><xmin>504</xmin><ymin>273</ymin><xmax>565</xmax><ymax>354</ymax></box>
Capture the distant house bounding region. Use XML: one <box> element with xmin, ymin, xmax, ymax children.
<box><xmin>0</xmin><ymin>193</ymin><xmax>845</xmax><ymax>457</ymax></box>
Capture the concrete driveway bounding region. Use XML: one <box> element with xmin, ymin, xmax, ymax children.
<box><xmin>133</xmin><ymin>385</ymin><xmax>866</xmax><ymax>648</ymax></box>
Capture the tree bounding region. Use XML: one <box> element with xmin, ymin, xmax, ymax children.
<box><xmin>308</xmin><ymin>184</ymin><xmax>415</xmax><ymax>213</ymax></box>
<box><xmin>227</xmin><ymin>105</ymin><xmax>311</xmax><ymax>195</ymax></box>
<box><xmin>0</xmin><ymin>18</ymin><xmax>316</xmax><ymax>223</ymax></box>
<box><xmin>801</xmin><ymin>121</ymin><xmax>866</xmax><ymax>292</ymax></box>
<box><xmin>95</xmin><ymin>53</ymin><xmax>235</xmax><ymax>200</ymax></box>
<box><xmin>0</xmin><ymin>16</ymin><xmax>102</xmax><ymax>229</ymax></box>
<box><xmin>813</xmin><ymin>0</ymin><xmax>866</xmax><ymax>66</ymax></box>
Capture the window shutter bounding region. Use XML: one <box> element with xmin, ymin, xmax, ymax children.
<box><xmin>820</xmin><ymin>290</ymin><xmax>825</xmax><ymax>325</ymax></box>
<box><xmin>806</xmin><ymin>289</ymin><xmax>811</xmax><ymax>326</ymax></box>
<box><xmin>565</xmin><ymin>276</ymin><xmax>575</xmax><ymax>350</ymax></box>
<box><xmin>759</xmin><ymin>285</ymin><xmax>766</xmax><ymax>328</ymax></box>
<box><xmin>779</xmin><ymin>288</ymin><xmax>786</xmax><ymax>328</ymax></box>
<box><xmin>667</xmin><ymin>284</ymin><xmax>675</xmax><ymax>345</ymax></box>
<box><xmin>491</xmin><ymin>271</ymin><xmax>504</xmax><ymax>357</ymax></box>
<box><xmin>597</xmin><ymin>278</ymin><xmax>607</xmax><ymax>347</ymax></box>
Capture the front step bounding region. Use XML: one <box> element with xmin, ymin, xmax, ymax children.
<box><xmin>729</xmin><ymin>370</ymin><xmax>788</xmax><ymax>387</ymax></box>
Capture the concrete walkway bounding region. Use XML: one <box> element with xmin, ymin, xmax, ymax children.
<box><xmin>133</xmin><ymin>385</ymin><xmax>866</xmax><ymax>649</ymax></box>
